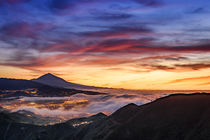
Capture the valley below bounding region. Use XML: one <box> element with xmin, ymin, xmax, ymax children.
<box><xmin>1</xmin><ymin>93</ymin><xmax>210</xmax><ymax>140</ymax></box>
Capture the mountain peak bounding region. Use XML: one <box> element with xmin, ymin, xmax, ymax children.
<box><xmin>31</xmin><ymin>73</ymin><xmax>68</xmax><ymax>88</ymax></box>
<box><xmin>41</xmin><ymin>73</ymin><xmax>57</xmax><ymax>77</ymax></box>
<box><xmin>37</xmin><ymin>73</ymin><xmax>64</xmax><ymax>81</ymax></box>
<box><xmin>40</xmin><ymin>73</ymin><xmax>56</xmax><ymax>77</ymax></box>
<box><xmin>45</xmin><ymin>73</ymin><xmax>54</xmax><ymax>76</ymax></box>
<box><xmin>32</xmin><ymin>73</ymin><xmax>95</xmax><ymax>89</ymax></box>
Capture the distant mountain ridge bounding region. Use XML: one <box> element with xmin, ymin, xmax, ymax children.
<box><xmin>31</xmin><ymin>73</ymin><xmax>97</xmax><ymax>90</ymax></box>
<box><xmin>0</xmin><ymin>78</ymin><xmax>43</xmax><ymax>90</ymax></box>
<box><xmin>0</xmin><ymin>78</ymin><xmax>104</xmax><ymax>97</ymax></box>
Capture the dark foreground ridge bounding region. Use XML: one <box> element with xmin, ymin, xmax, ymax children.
<box><xmin>1</xmin><ymin>93</ymin><xmax>210</xmax><ymax>140</ymax></box>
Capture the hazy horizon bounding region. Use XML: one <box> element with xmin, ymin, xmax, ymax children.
<box><xmin>2</xmin><ymin>73</ymin><xmax>210</xmax><ymax>91</ymax></box>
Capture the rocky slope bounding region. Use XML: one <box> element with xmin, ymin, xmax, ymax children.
<box><xmin>1</xmin><ymin>93</ymin><xmax>210</xmax><ymax>140</ymax></box>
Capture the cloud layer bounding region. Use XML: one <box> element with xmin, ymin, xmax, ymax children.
<box><xmin>0</xmin><ymin>0</ymin><xmax>210</xmax><ymax>89</ymax></box>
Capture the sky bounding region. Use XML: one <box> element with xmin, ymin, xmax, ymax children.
<box><xmin>0</xmin><ymin>0</ymin><xmax>210</xmax><ymax>90</ymax></box>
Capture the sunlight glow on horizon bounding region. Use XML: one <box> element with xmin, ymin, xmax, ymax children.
<box><xmin>1</xmin><ymin>65</ymin><xmax>210</xmax><ymax>90</ymax></box>
<box><xmin>0</xmin><ymin>0</ymin><xmax>210</xmax><ymax>90</ymax></box>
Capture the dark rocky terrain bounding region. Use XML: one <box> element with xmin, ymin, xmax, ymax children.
<box><xmin>1</xmin><ymin>93</ymin><xmax>210</xmax><ymax>140</ymax></box>
<box><xmin>0</xmin><ymin>110</ymin><xmax>61</xmax><ymax>126</ymax></box>
<box><xmin>0</xmin><ymin>111</ymin><xmax>107</xmax><ymax>140</ymax></box>
<box><xmin>105</xmin><ymin>93</ymin><xmax>210</xmax><ymax>140</ymax></box>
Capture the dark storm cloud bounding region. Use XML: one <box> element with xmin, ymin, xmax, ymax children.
<box><xmin>0</xmin><ymin>0</ymin><xmax>30</xmax><ymax>5</ymax></box>
<box><xmin>141</xmin><ymin>62</ymin><xmax>210</xmax><ymax>72</ymax></box>
<box><xmin>109</xmin><ymin>26</ymin><xmax>153</xmax><ymax>33</ymax></box>
<box><xmin>1</xmin><ymin>22</ymin><xmax>36</xmax><ymax>38</ymax></box>
<box><xmin>0</xmin><ymin>21</ymin><xmax>52</xmax><ymax>39</ymax></box>
<box><xmin>141</xmin><ymin>64</ymin><xmax>175</xmax><ymax>71</ymax></box>
<box><xmin>134</xmin><ymin>0</ymin><xmax>164</xmax><ymax>7</ymax></box>
<box><xmin>175</xmin><ymin>63</ymin><xmax>210</xmax><ymax>70</ymax></box>
<box><xmin>49</xmin><ymin>0</ymin><xmax>99</xmax><ymax>11</ymax></box>
<box><xmin>71</xmin><ymin>42</ymin><xmax>210</xmax><ymax>55</ymax></box>
<box><xmin>140</xmin><ymin>55</ymin><xmax>189</xmax><ymax>62</ymax></box>
<box><xmin>94</xmin><ymin>12</ymin><xmax>133</xmax><ymax>20</ymax></box>
<box><xmin>50</xmin><ymin>0</ymin><xmax>75</xmax><ymax>10</ymax></box>
<box><xmin>164</xmin><ymin>57</ymin><xmax>188</xmax><ymax>61</ymax></box>
<box><xmin>8</xmin><ymin>50</ymin><xmax>37</xmax><ymax>62</ymax></box>
<box><xmin>80</xmin><ymin>25</ymin><xmax>153</xmax><ymax>38</ymax></box>
<box><xmin>49</xmin><ymin>0</ymin><xmax>164</xmax><ymax>11</ymax></box>
<box><xmin>98</xmin><ymin>38</ymin><xmax>154</xmax><ymax>47</ymax></box>
<box><xmin>76</xmin><ymin>38</ymin><xmax>155</xmax><ymax>54</ymax></box>
<box><xmin>127</xmin><ymin>43</ymin><xmax>210</xmax><ymax>54</ymax></box>
<box><xmin>190</xmin><ymin>7</ymin><xmax>206</xmax><ymax>14</ymax></box>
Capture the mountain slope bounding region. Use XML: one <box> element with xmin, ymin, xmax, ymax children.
<box><xmin>32</xmin><ymin>73</ymin><xmax>96</xmax><ymax>89</ymax></box>
<box><xmin>0</xmin><ymin>78</ymin><xmax>43</xmax><ymax>90</ymax></box>
<box><xmin>0</xmin><ymin>111</ymin><xmax>107</xmax><ymax>140</ymax></box>
<box><xmin>0</xmin><ymin>78</ymin><xmax>103</xmax><ymax>97</ymax></box>
<box><xmin>1</xmin><ymin>93</ymin><xmax>210</xmax><ymax>140</ymax></box>
<box><xmin>72</xmin><ymin>93</ymin><xmax>210</xmax><ymax>140</ymax></box>
<box><xmin>105</xmin><ymin>93</ymin><xmax>210</xmax><ymax>140</ymax></box>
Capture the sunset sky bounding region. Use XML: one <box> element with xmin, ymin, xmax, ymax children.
<box><xmin>0</xmin><ymin>0</ymin><xmax>210</xmax><ymax>90</ymax></box>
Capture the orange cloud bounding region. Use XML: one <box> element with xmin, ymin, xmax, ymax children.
<box><xmin>169</xmin><ymin>76</ymin><xmax>210</xmax><ymax>84</ymax></box>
